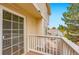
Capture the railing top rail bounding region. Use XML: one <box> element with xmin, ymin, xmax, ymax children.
<box><xmin>61</xmin><ymin>37</ymin><xmax>79</xmax><ymax>54</ymax></box>
<box><xmin>28</xmin><ymin>34</ymin><xmax>62</xmax><ymax>38</ymax></box>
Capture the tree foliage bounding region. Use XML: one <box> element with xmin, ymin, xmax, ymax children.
<box><xmin>59</xmin><ymin>3</ymin><xmax>79</xmax><ymax>42</ymax></box>
<box><xmin>51</xmin><ymin>27</ymin><xmax>56</xmax><ymax>29</ymax></box>
<box><xmin>58</xmin><ymin>25</ymin><xmax>66</xmax><ymax>32</ymax></box>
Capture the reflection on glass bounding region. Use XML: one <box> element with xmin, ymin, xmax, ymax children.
<box><xmin>12</xmin><ymin>44</ymin><xmax>18</xmax><ymax>53</ymax></box>
<box><xmin>3</xmin><ymin>30</ymin><xmax>11</xmax><ymax>39</ymax></box>
<box><xmin>13</xmin><ymin>22</ymin><xmax>18</xmax><ymax>29</ymax></box>
<box><xmin>3</xmin><ymin>47</ymin><xmax>11</xmax><ymax>55</ymax></box>
<box><xmin>3</xmin><ymin>20</ymin><xmax>11</xmax><ymax>29</ymax></box>
<box><xmin>3</xmin><ymin>10</ymin><xmax>11</xmax><ymax>20</ymax></box>
<box><xmin>13</xmin><ymin>14</ymin><xmax>18</xmax><ymax>22</ymax></box>
<box><xmin>3</xmin><ymin>39</ymin><xmax>11</xmax><ymax>48</ymax></box>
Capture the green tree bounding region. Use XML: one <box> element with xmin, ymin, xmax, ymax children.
<box><xmin>51</xmin><ymin>27</ymin><xmax>56</xmax><ymax>29</ymax></box>
<box><xmin>61</xmin><ymin>3</ymin><xmax>79</xmax><ymax>42</ymax></box>
<box><xmin>58</xmin><ymin>25</ymin><xmax>66</xmax><ymax>32</ymax></box>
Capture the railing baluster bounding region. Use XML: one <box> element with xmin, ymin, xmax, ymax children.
<box><xmin>33</xmin><ymin>36</ymin><xmax>34</xmax><ymax>50</ymax></box>
<box><xmin>40</xmin><ymin>37</ymin><xmax>42</xmax><ymax>52</ymax></box>
<box><xmin>45</xmin><ymin>37</ymin><xmax>47</xmax><ymax>53</ymax></box>
<box><xmin>32</xmin><ymin>36</ymin><xmax>33</xmax><ymax>49</ymax></box>
<box><xmin>47</xmin><ymin>38</ymin><xmax>50</xmax><ymax>54</ymax></box>
<box><xmin>47</xmin><ymin>38</ymin><xmax>48</xmax><ymax>54</ymax></box>
<box><xmin>35</xmin><ymin>36</ymin><xmax>36</xmax><ymax>50</ymax></box>
<box><xmin>53</xmin><ymin>38</ymin><xmax>55</xmax><ymax>55</ymax></box>
<box><xmin>28</xmin><ymin>36</ymin><xmax>31</xmax><ymax>49</ymax></box>
<box><xmin>50</xmin><ymin>37</ymin><xmax>52</xmax><ymax>55</ymax></box>
<box><xmin>70</xmin><ymin>49</ymin><xmax>73</xmax><ymax>55</ymax></box>
<box><xmin>47</xmin><ymin>38</ymin><xmax>49</xmax><ymax>54</ymax></box>
<box><xmin>48</xmin><ymin>38</ymin><xmax>51</xmax><ymax>54</ymax></box>
<box><xmin>41</xmin><ymin>37</ymin><xmax>43</xmax><ymax>52</ymax></box>
<box><xmin>33</xmin><ymin>36</ymin><xmax>35</xmax><ymax>50</ymax></box>
<box><xmin>34</xmin><ymin>36</ymin><xmax>36</xmax><ymax>50</ymax></box>
<box><xmin>53</xmin><ymin>38</ymin><xmax>56</xmax><ymax>55</ymax></box>
<box><xmin>68</xmin><ymin>46</ymin><xmax>71</xmax><ymax>55</ymax></box>
<box><xmin>49</xmin><ymin>38</ymin><xmax>51</xmax><ymax>54</ymax></box>
<box><xmin>58</xmin><ymin>39</ymin><xmax>60</xmax><ymax>55</ymax></box>
<box><xmin>44</xmin><ymin>37</ymin><xmax>45</xmax><ymax>53</ymax></box>
<box><xmin>65</xmin><ymin>42</ymin><xmax>67</xmax><ymax>55</ymax></box>
<box><xmin>28</xmin><ymin>36</ymin><xmax>31</xmax><ymax>48</ymax></box>
<box><xmin>68</xmin><ymin>46</ymin><xmax>70</xmax><ymax>55</ymax></box>
<box><xmin>62</xmin><ymin>41</ymin><xmax>65</xmax><ymax>55</ymax></box>
<box><xmin>37</xmin><ymin>36</ymin><xmax>38</xmax><ymax>51</ymax></box>
<box><xmin>34</xmin><ymin>36</ymin><xmax>35</xmax><ymax>50</ymax></box>
<box><xmin>66</xmin><ymin>43</ymin><xmax>68</xmax><ymax>55</ymax></box>
<box><xmin>61</xmin><ymin>39</ymin><xmax>63</xmax><ymax>55</ymax></box>
<box><xmin>38</xmin><ymin>36</ymin><xmax>39</xmax><ymax>51</ymax></box>
<box><xmin>55</xmin><ymin>38</ymin><xmax>57</xmax><ymax>55</ymax></box>
<box><xmin>29</xmin><ymin>36</ymin><xmax>30</xmax><ymax>49</ymax></box>
<box><xmin>42</xmin><ymin>37</ymin><xmax>44</xmax><ymax>53</ymax></box>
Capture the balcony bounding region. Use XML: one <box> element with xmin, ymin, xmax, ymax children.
<box><xmin>26</xmin><ymin>35</ymin><xmax>79</xmax><ymax>55</ymax></box>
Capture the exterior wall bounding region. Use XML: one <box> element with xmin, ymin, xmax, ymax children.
<box><xmin>26</xmin><ymin>15</ymin><xmax>39</xmax><ymax>35</ymax></box>
<box><xmin>33</xmin><ymin>3</ymin><xmax>49</xmax><ymax>21</ymax></box>
<box><xmin>33</xmin><ymin>3</ymin><xmax>49</xmax><ymax>35</ymax></box>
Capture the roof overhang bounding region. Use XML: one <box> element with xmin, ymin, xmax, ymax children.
<box><xmin>46</xmin><ymin>3</ymin><xmax>51</xmax><ymax>15</ymax></box>
<box><xmin>0</xmin><ymin>3</ymin><xmax>42</xmax><ymax>19</ymax></box>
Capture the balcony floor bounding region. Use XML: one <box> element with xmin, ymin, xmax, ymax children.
<box><xmin>26</xmin><ymin>50</ymin><xmax>43</xmax><ymax>55</ymax></box>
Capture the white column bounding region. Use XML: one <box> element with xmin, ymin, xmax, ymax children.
<box><xmin>24</xmin><ymin>17</ymin><xmax>27</xmax><ymax>54</ymax></box>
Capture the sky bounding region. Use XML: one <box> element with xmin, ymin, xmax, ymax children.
<box><xmin>48</xmin><ymin>3</ymin><xmax>70</xmax><ymax>28</ymax></box>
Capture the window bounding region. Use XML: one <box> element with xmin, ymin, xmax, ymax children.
<box><xmin>2</xmin><ymin>10</ymin><xmax>24</xmax><ymax>55</ymax></box>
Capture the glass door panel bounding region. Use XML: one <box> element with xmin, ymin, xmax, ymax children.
<box><xmin>2</xmin><ymin>10</ymin><xmax>24</xmax><ymax>55</ymax></box>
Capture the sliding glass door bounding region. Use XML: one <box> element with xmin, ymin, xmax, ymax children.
<box><xmin>2</xmin><ymin>10</ymin><xmax>24</xmax><ymax>55</ymax></box>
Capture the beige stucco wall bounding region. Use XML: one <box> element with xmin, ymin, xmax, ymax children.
<box><xmin>25</xmin><ymin>3</ymin><xmax>49</xmax><ymax>35</ymax></box>
<box><xmin>26</xmin><ymin>15</ymin><xmax>42</xmax><ymax>35</ymax></box>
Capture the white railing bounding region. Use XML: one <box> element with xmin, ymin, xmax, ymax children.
<box><xmin>28</xmin><ymin>35</ymin><xmax>79</xmax><ymax>55</ymax></box>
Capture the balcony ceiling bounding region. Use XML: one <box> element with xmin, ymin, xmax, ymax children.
<box><xmin>1</xmin><ymin>3</ymin><xmax>42</xmax><ymax>19</ymax></box>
